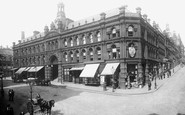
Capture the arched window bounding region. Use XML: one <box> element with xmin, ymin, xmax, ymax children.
<box><xmin>70</xmin><ymin>51</ymin><xmax>73</xmax><ymax>62</ymax></box>
<box><xmin>89</xmin><ymin>48</ymin><xmax>93</xmax><ymax>61</ymax></box>
<box><xmin>76</xmin><ymin>50</ymin><xmax>79</xmax><ymax>62</ymax></box>
<box><xmin>77</xmin><ymin>37</ymin><xmax>79</xmax><ymax>45</ymax></box>
<box><xmin>64</xmin><ymin>52</ymin><xmax>68</xmax><ymax>62</ymax></box>
<box><xmin>82</xmin><ymin>35</ymin><xmax>86</xmax><ymax>44</ymax></box>
<box><xmin>90</xmin><ymin>34</ymin><xmax>93</xmax><ymax>43</ymax></box>
<box><xmin>128</xmin><ymin>25</ymin><xmax>134</xmax><ymax>37</ymax></box>
<box><xmin>112</xmin><ymin>28</ymin><xmax>116</xmax><ymax>38</ymax></box>
<box><xmin>70</xmin><ymin>38</ymin><xmax>73</xmax><ymax>47</ymax></box>
<box><xmin>97</xmin><ymin>31</ymin><xmax>101</xmax><ymax>42</ymax></box>
<box><xmin>112</xmin><ymin>44</ymin><xmax>117</xmax><ymax>59</ymax></box>
<box><xmin>97</xmin><ymin>47</ymin><xmax>101</xmax><ymax>60</ymax></box>
<box><xmin>82</xmin><ymin>49</ymin><xmax>86</xmax><ymax>60</ymax></box>
<box><xmin>64</xmin><ymin>39</ymin><xmax>67</xmax><ymax>47</ymax></box>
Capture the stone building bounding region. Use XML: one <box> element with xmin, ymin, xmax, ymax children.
<box><xmin>13</xmin><ymin>2</ymin><xmax>184</xmax><ymax>89</ymax></box>
<box><xmin>0</xmin><ymin>46</ymin><xmax>13</xmax><ymax>77</ymax></box>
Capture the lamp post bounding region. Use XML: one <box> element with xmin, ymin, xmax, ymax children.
<box><xmin>111</xmin><ymin>66</ymin><xmax>115</xmax><ymax>92</ymax></box>
<box><xmin>154</xmin><ymin>65</ymin><xmax>157</xmax><ymax>89</ymax></box>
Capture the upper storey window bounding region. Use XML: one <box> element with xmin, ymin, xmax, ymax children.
<box><xmin>64</xmin><ymin>39</ymin><xmax>67</xmax><ymax>47</ymax></box>
<box><xmin>112</xmin><ymin>28</ymin><xmax>116</xmax><ymax>38</ymax></box>
<box><xmin>128</xmin><ymin>26</ymin><xmax>134</xmax><ymax>37</ymax></box>
<box><xmin>82</xmin><ymin>35</ymin><xmax>86</xmax><ymax>44</ymax></box>
<box><xmin>70</xmin><ymin>38</ymin><xmax>73</xmax><ymax>47</ymax></box>
<box><xmin>90</xmin><ymin>34</ymin><xmax>93</xmax><ymax>43</ymax></box>
<box><xmin>97</xmin><ymin>31</ymin><xmax>101</xmax><ymax>42</ymax></box>
<box><xmin>77</xmin><ymin>37</ymin><xmax>79</xmax><ymax>45</ymax></box>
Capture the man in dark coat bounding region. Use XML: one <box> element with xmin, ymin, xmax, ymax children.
<box><xmin>8</xmin><ymin>89</ymin><xmax>14</xmax><ymax>101</ymax></box>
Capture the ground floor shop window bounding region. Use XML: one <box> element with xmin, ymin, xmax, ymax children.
<box><xmin>64</xmin><ymin>68</ymin><xmax>72</xmax><ymax>82</ymax></box>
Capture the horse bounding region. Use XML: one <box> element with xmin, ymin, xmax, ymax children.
<box><xmin>8</xmin><ymin>89</ymin><xmax>14</xmax><ymax>101</ymax></box>
<box><xmin>39</xmin><ymin>100</ymin><xmax>55</xmax><ymax>115</ymax></box>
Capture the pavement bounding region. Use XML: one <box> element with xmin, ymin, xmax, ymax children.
<box><xmin>51</xmin><ymin>65</ymin><xmax>182</xmax><ymax>96</ymax></box>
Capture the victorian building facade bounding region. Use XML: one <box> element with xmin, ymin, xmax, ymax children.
<box><xmin>13</xmin><ymin>2</ymin><xmax>184</xmax><ymax>89</ymax></box>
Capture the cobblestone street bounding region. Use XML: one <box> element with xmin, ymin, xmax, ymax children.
<box><xmin>52</xmin><ymin>66</ymin><xmax>185</xmax><ymax>115</ymax></box>
<box><xmin>1</xmin><ymin>66</ymin><xmax>185</xmax><ymax>115</ymax></box>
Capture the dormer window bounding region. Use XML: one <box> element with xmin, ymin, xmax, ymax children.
<box><xmin>128</xmin><ymin>26</ymin><xmax>134</xmax><ymax>37</ymax></box>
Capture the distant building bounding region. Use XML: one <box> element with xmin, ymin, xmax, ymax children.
<box><xmin>0</xmin><ymin>46</ymin><xmax>13</xmax><ymax>77</ymax></box>
<box><xmin>13</xmin><ymin>2</ymin><xmax>184</xmax><ymax>88</ymax></box>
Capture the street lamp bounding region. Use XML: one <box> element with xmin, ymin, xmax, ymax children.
<box><xmin>111</xmin><ymin>66</ymin><xmax>115</xmax><ymax>92</ymax></box>
<box><xmin>154</xmin><ymin>65</ymin><xmax>157</xmax><ymax>89</ymax></box>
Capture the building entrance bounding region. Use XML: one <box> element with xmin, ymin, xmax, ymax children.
<box><xmin>127</xmin><ymin>64</ymin><xmax>137</xmax><ymax>83</ymax></box>
<box><xmin>49</xmin><ymin>55</ymin><xmax>58</xmax><ymax>81</ymax></box>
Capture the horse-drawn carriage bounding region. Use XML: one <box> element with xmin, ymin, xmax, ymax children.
<box><xmin>27</xmin><ymin>94</ymin><xmax>55</xmax><ymax>115</ymax></box>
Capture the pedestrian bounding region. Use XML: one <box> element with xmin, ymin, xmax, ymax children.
<box><xmin>112</xmin><ymin>79</ymin><xmax>116</xmax><ymax>92</ymax></box>
<box><xmin>148</xmin><ymin>77</ymin><xmax>152</xmax><ymax>91</ymax></box>
<box><xmin>103</xmin><ymin>81</ymin><xmax>107</xmax><ymax>91</ymax></box>
<box><xmin>6</xmin><ymin>104</ymin><xmax>14</xmax><ymax>115</ymax></box>
<box><xmin>8</xmin><ymin>89</ymin><xmax>14</xmax><ymax>101</ymax></box>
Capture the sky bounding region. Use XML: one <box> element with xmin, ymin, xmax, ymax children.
<box><xmin>0</xmin><ymin>0</ymin><xmax>184</xmax><ymax>48</ymax></box>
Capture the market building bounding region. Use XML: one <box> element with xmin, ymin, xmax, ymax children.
<box><xmin>13</xmin><ymin>2</ymin><xmax>184</xmax><ymax>89</ymax></box>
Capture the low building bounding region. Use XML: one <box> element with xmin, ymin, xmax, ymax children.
<box><xmin>0</xmin><ymin>46</ymin><xmax>13</xmax><ymax>77</ymax></box>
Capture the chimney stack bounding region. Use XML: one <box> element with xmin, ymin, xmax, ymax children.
<box><xmin>21</xmin><ymin>31</ymin><xmax>25</xmax><ymax>41</ymax></box>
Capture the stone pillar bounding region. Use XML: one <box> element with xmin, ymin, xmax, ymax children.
<box><xmin>138</xmin><ymin>62</ymin><xmax>143</xmax><ymax>86</ymax></box>
<box><xmin>119</xmin><ymin>62</ymin><xmax>127</xmax><ymax>89</ymax></box>
<box><xmin>58</xmin><ymin>63</ymin><xmax>63</xmax><ymax>83</ymax></box>
<box><xmin>45</xmin><ymin>66</ymin><xmax>49</xmax><ymax>80</ymax></box>
<box><xmin>145</xmin><ymin>62</ymin><xmax>149</xmax><ymax>84</ymax></box>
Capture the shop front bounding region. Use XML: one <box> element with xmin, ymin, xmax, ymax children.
<box><xmin>79</xmin><ymin>63</ymin><xmax>100</xmax><ymax>85</ymax></box>
<box><xmin>101</xmin><ymin>63</ymin><xmax>120</xmax><ymax>87</ymax></box>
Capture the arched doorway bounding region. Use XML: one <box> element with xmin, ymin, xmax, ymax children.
<box><xmin>49</xmin><ymin>55</ymin><xmax>58</xmax><ymax>80</ymax></box>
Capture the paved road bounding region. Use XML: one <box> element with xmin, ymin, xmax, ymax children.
<box><xmin>52</xmin><ymin>67</ymin><xmax>185</xmax><ymax>115</ymax></box>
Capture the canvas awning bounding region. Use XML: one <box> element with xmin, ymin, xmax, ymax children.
<box><xmin>11</xmin><ymin>68</ymin><xmax>18</xmax><ymax>71</ymax></box>
<box><xmin>101</xmin><ymin>63</ymin><xmax>119</xmax><ymax>75</ymax></box>
<box><xmin>28</xmin><ymin>66</ymin><xmax>44</xmax><ymax>72</ymax></box>
<box><xmin>15</xmin><ymin>67</ymin><xmax>26</xmax><ymax>74</ymax></box>
<box><xmin>24</xmin><ymin>67</ymin><xmax>31</xmax><ymax>71</ymax></box>
<box><xmin>79</xmin><ymin>64</ymin><xmax>100</xmax><ymax>78</ymax></box>
<box><xmin>70</xmin><ymin>67</ymin><xmax>84</xmax><ymax>71</ymax></box>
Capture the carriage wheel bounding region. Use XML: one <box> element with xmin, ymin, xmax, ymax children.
<box><xmin>27</xmin><ymin>101</ymin><xmax>34</xmax><ymax>115</ymax></box>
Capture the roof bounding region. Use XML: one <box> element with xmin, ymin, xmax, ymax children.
<box><xmin>66</xmin><ymin>7</ymin><xmax>139</xmax><ymax>29</ymax></box>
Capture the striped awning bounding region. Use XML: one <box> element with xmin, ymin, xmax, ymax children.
<box><xmin>15</xmin><ymin>67</ymin><xmax>27</xmax><ymax>74</ymax></box>
<box><xmin>101</xmin><ymin>63</ymin><xmax>119</xmax><ymax>75</ymax></box>
<box><xmin>28</xmin><ymin>66</ymin><xmax>44</xmax><ymax>72</ymax></box>
<box><xmin>79</xmin><ymin>64</ymin><xmax>100</xmax><ymax>78</ymax></box>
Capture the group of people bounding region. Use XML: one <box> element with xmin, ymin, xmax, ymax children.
<box><xmin>147</xmin><ymin>69</ymin><xmax>172</xmax><ymax>91</ymax></box>
<box><xmin>2</xmin><ymin>89</ymin><xmax>25</xmax><ymax>115</ymax></box>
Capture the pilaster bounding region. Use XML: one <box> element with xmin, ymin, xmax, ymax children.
<box><xmin>119</xmin><ymin>62</ymin><xmax>127</xmax><ymax>89</ymax></box>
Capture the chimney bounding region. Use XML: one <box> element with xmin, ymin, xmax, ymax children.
<box><xmin>136</xmin><ymin>7</ymin><xmax>141</xmax><ymax>14</ymax></box>
<box><xmin>143</xmin><ymin>14</ymin><xmax>147</xmax><ymax>21</ymax></box>
<box><xmin>44</xmin><ymin>25</ymin><xmax>49</xmax><ymax>34</ymax></box>
<box><xmin>13</xmin><ymin>42</ymin><xmax>15</xmax><ymax>46</ymax></box>
<box><xmin>21</xmin><ymin>31</ymin><xmax>25</xmax><ymax>40</ymax></box>
<box><xmin>100</xmin><ymin>12</ymin><xmax>106</xmax><ymax>20</ymax></box>
<box><xmin>33</xmin><ymin>31</ymin><xmax>40</xmax><ymax>36</ymax></box>
<box><xmin>119</xmin><ymin>5</ymin><xmax>127</xmax><ymax>14</ymax></box>
<box><xmin>18</xmin><ymin>40</ymin><xmax>21</xmax><ymax>44</ymax></box>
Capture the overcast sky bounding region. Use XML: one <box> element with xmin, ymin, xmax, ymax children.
<box><xmin>0</xmin><ymin>0</ymin><xmax>184</xmax><ymax>47</ymax></box>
